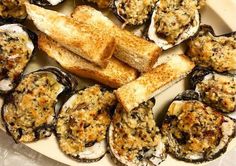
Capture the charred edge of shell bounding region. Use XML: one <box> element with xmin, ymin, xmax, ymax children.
<box><xmin>0</xmin><ymin>17</ymin><xmax>26</xmax><ymax>25</ymax></box>
<box><xmin>1</xmin><ymin>67</ymin><xmax>75</xmax><ymax>142</ymax></box>
<box><xmin>0</xmin><ymin>24</ymin><xmax>37</xmax><ymax>94</ymax></box>
<box><xmin>189</xmin><ymin>66</ymin><xmax>213</xmax><ymax>89</ymax></box>
<box><xmin>187</xmin><ymin>24</ymin><xmax>236</xmax><ymax>43</ymax></box>
<box><xmin>30</xmin><ymin>0</ymin><xmax>65</xmax><ymax>6</ymax></box>
<box><xmin>174</xmin><ymin>90</ymin><xmax>200</xmax><ymax>101</ymax></box>
<box><xmin>190</xmin><ymin>66</ymin><xmax>236</xmax><ymax>89</ymax></box>
<box><xmin>37</xmin><ymin>66</ymin><xmax>77</xmax><ymax>91</ymax></box>
<box><xmin>65</xmin><ymin>145</ymin><xmax>107</xmax><ymax>163</ymax></box>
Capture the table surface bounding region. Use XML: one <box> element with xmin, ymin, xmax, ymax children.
<box><xmin>0</xmin><ymin>129</ymin><xmax>236</xmax><ymax>166</ymax></box>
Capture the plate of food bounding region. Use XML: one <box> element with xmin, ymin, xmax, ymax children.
<box><xmin>0</xmin><ymin>0</ymin><xmax>235</xmax><ymax>166</ymax></box>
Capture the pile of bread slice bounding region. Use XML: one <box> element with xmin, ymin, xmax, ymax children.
<box><xmin>25</xmin><ymin>3</ymin><xmax>195</xmax><ymax>112</ymax></box>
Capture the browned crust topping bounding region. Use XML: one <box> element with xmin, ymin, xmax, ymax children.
<box><xmin>112</xmin><ymin>100</ymin><xmax>160</xmax><ymax>161</ymax></box>
<box><xmin>0</xmin><ymin>0</ymin><xmax>27</xmax><ymax>19</ymax></box>
<box><xmin>57</xmin><ymin>85</ymin><xmax>116</xmax><ymax>156</ymax></box>
<box><xmin>187</xmin><ymin>29</ymin><xmax>236</xmax><ymax>72</ymax></box>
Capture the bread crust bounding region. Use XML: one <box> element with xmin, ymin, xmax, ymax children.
<box><xmin>25</xmin><ymin>3</ymin><xmax>116</xmax><ymax>68</ymax></box>
<box><xmin>38</xmin><ymin>33</ymin><xmax>138</xmax><ymax>88</ymax></box>
<box><xmin>71</xmin><ymin>5</ymin><xmax>162</xmax><ymax>72</ymax></box>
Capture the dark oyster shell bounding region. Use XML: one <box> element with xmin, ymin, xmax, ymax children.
<box><xmin>189</xmin><ymin>66</ymin><xmax>213</xmax><ymax>89</ymax></box>
<box><xmin>174</xmin><ymin>90</ymin><xmax>200</xmax><ymax>101</ymax></box>
<box><xmin>1</xmin><ymin>67</ymin><xmax>76</xmax><ymax>143</ymax></box>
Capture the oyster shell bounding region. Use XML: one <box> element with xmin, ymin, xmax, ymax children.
<box><xmin>56</xmin><ymin>85</ymin><xmax>116</xmax><ymax>162</ymax></box>
<box><xmin>147</xmin><ymin>0</ymin><xmax>204</xmax><ymax>50</ymax></box>
<box><xmin>186</xmin><ymin>25</ymin><xmax>236</xmax><ymax>73</ymax></box>
<box><xmin>161</xmin><ymin>90</ymin><xmax>236</xmax><ymax>162</ymax></box>
<box><xmin>190</xmin><ymin>67</ymin><xmax>236</xmax><ymax>113</ymax></box>
<box><xmin>112</xmin><ymin>0</ymin><xmax>157</xmax><ymax>26</ymax></box>
<box><xmin>0</xmin><ymin>24</ymin><xmax>37</xmax><ymax>93</ymax></box>
<box><xmin>1</xmin><ymin>67</ymin><xmax>75</xmax><ymax>143</ymax></box>
<box><xmin>108</xmin><ymin>99</ymin><xmax>166</xmax><ymax>166</ymax></box>
<box><xmin>30</xmin><ymin>0</ymin><xmax>65</xmax><ymax>6</ymax></box>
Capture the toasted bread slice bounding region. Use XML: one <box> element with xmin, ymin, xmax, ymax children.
<box><xmin>71</xmin><ymin>5</ymin><xmax>161</xmax><ymax>72</ymax></box>
<box><xmin>115</xmin><ymin>55</ymin><xmax>195</xmax><ymax>111</ymax></box>
<box><xmin>38</xmin><ymin>33</ymin><xmax>138</xmax><ymax>88</ymax></box>
<box><xmin>25</xmin><ymin>3</ymin><xmax>116</xmax><ymax>68</ymax></box>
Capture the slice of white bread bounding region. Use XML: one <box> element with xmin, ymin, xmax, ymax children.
<box><xmin>71</xmin><ymin>5</ymin><xmax>162</xmax><ymax>72</ymax></box>
<box><xmin>38</xmin><ymin>33</ymin><xmax>139</xmax><ymax>88</ymax></box>
<box><xmin>115</xmin><ymin>54</ymin><xmax>195</xmax><ymax>111</ymax></box>
<box><xmin>25</xmin><ymin>3</ymin><xmax>116</xmax><ymax>68</ymax></box>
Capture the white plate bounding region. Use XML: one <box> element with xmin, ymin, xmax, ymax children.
<box><xmin>1</xmin><ymin>0</ymin><xmax>236</xmax><ymax>166</ymax></box>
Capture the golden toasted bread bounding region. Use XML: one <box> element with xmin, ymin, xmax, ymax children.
<box><xmin>115</xmin><ymin>54</ymin><xmax>195</xmax><ymax>111</ymax></box>
<box><xmin>25</xmin><ymin>3</ymin><xmax>116</xmax><ymax>68</ymax></box>
<box><xmin>38</xmin><ymin>33</ymin><xmax>139</xmax><ymax>88</ymax></box>
<box><xmin>71</xmin><ymin>5</ymin><xmax>161</xmax><ymax>72</ymax></box>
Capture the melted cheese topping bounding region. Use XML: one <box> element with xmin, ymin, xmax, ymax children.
<box><xmin>0</xmin><ymin>29</ymin><xmax>33</xmax><ymax>85</ymax></box>
<box><xmin>112</xmin><ymin>100</ymin><xmax>160</xmax><ymax>161</ymax></box>
<box><xmin>3</xmin><ymin>72</ymin><xmax>64</xmax><ymax>142</ymax></box>
<box><xmin>116</xmin><ymin>0</ymin><xmax>157</xmax><ymax>25</ymax></box>
<box><xmin>196</xmin><ymin>74</ymin><xmax>236</xmax><ymax>113</ymax></box>
<box><xmin>57</xmin><ymin>85</ymin><xmax>116</xmax><ymax>156</ymax></box>
<box><xmin>154</xmin><ymin>0</ymin><xmax>205</xmax><ymax>44</ymax></box>
<box><xmin>162</xmin><ymin>101</ymin><xmax>223</xmax><ymax>156</ymax></box>
<box><xmin>187</xmin><ymin>31</ymin><xmax>236</xmax><ymax>72</ymax></box>
<box><xmin>0</xmin><ymin>0</ymin><xmax>27</xmax><ymax>19</ymax></box>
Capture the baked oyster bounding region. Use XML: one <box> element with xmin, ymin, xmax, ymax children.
<box><xmin>112</xmin><ymin>0</ymin><xmax>157</xmax><ymax>26</ymax></box>
<box><xmin>186</xmin><ymin>25</ymin><xmax>236</xmax><ymax>73</ymax></box>
<box><xmin>108</xmin><ymin>99</ymin><xmax>166</xmax><ymax>166</ymax></box>
<box><xmin>0</xmin><ymin>24</ymin><xmax>37</xmax><ymax>93</ymax></box>
<box><xmin>0</xmin><ymin>0</ymin><xmax>28</xmax><ymax>24</ymax></box>
<box><xmin>147</xmin><ymin>0</ymin><xmax>205</xmax><ymax>50</ymax></box>
<box><xmin>0</xmin><ymin>0</ymin><xmax>65</xmax><ymax>24</ymax></box>
<box><xmin>190</xmin><ymin>67</ymin><xmax>236</xmax><ymax>113</ymax></box>
<box><xmin>1</xmin><ymin>67</ymin><xmax>75</xmax><ymax>143</ymax></box>
<box><xmin>30</xmin><ymin>0</ymin><xmax>65</xmax><ymax>6</ymax></box>
<box><xmin>161</xmin><ymin>90</ymin><xmax>236</xmax><ymax>163</ymax></box>
<box><xmin>56</xmin><ymin>85</ymin><xmax>116</xmax><ymax>162</ymax></box>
